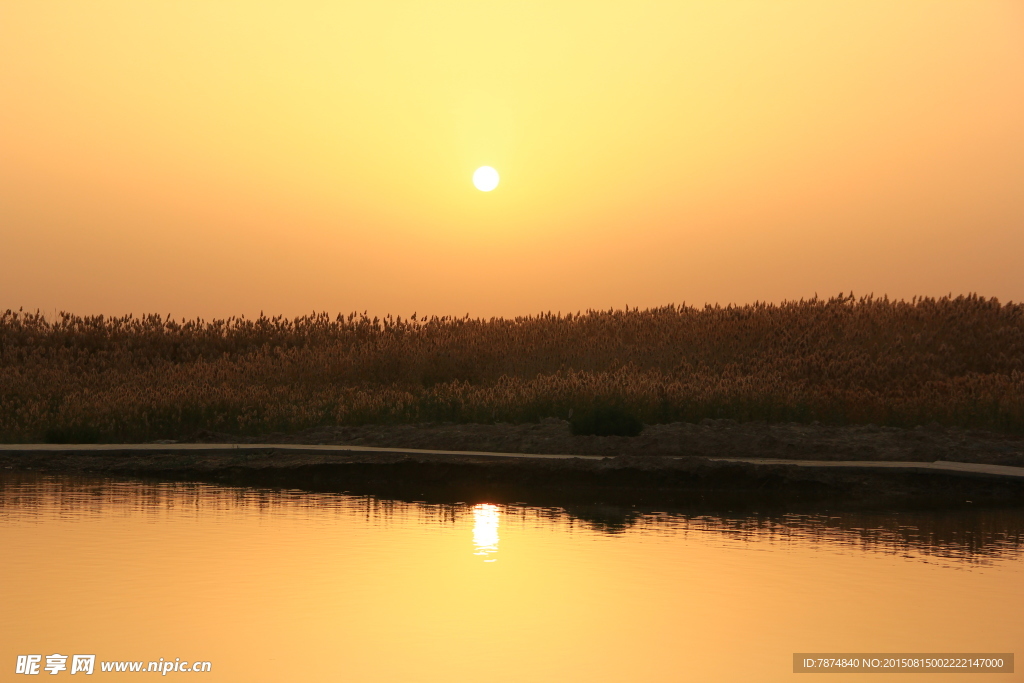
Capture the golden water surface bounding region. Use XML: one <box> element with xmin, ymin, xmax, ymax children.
<box><xmin>1</xmin><ymin>473</ymin><xmax>1022</xmax><ymax>682</ymax></box>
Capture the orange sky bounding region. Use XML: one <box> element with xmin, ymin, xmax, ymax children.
<box><xmin>2</xmin><ymin>1</ymin><xmax>1023</xmax><ymax>320</ymax></box>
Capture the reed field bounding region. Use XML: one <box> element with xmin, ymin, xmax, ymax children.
<box><xmin>1</xmin><ymin>294</ymin><xmax>1023</xmax><ymax>443</ymax></box>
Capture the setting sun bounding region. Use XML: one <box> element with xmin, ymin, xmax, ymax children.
<box><xmin>472</xmin><ymin>166</ymin><xmax>500</xmax><ymax>192</ymax></box>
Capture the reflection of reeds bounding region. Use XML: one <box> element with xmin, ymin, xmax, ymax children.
<box><xmin>1</xmin><ymin>293</ymin><xmax>1022</xmax><ymax>441</ymax></box>
<box><xmin>3</xmin><ymin>473</ymin><xmax>1020</xmax><ymax>563</ymax></box>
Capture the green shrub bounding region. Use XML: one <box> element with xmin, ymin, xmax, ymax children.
<box><xmin>570</xmin><ymin>404</ymin><xmax>644</xmax><ymax>437</ymax></box>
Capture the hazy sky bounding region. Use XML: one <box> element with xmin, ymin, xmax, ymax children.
<box><xmin>2</xmin><ymin>1</ymin><xmax>1023</xmax><ymax>319</ymax></box>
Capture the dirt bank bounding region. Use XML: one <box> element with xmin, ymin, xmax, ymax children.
<box><xmin>183</xmin><ymin>418</ymin><xmax>1024</xmax><ymax>467</ymax></box>
<box><xmin>4</xmin><ymin>443</ymin><xmax>1023</xmax><ymax>512</ymax></box>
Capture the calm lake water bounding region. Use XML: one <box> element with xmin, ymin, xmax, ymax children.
<box><xmin>1</xmin><ymin>472</ymin><xmax>1022</xmax><ymax>682</ymax></box>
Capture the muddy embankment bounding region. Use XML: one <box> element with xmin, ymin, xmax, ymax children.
<box><xmin>189</xmin><ymin>418</ymin><xmax>1024</xmax><ymax>466</ymax></box>
<box><xmin>4</xmin><ymin>420</ymin><xmax>1024</xmax><ymax>510</ymax></box>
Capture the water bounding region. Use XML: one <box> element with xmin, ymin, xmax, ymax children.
<box><xmin>1</xmin><ymin>472</ymin><xmax>1022</xmax><ymax>682</ymax></box>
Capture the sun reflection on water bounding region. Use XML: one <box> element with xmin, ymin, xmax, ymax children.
<box><xmin>472</xmin><ymin>503</ymin><xmax>500</xmax><ymax>561</ymax></box>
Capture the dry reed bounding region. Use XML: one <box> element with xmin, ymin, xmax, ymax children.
<box><xmin>1</xmin><ymin>293</ymin><xmax>1022</xmax><ymax>442</ymax></box>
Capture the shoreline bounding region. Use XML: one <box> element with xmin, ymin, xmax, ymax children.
<box><xmin>175</xmin><ymin>418</ymin><xmax>1024</xmax><ymax>467</ymax></box>
<box><xmin>4</xmin><ymin>440</ymin><xmax>1024</xmax><ymax>511</ymax></box>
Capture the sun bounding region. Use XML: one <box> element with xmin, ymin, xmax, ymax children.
<box><xmin>472</xmin><ymin>166</ymin><xmax>499</xmax><ymax>192</ymax></box>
